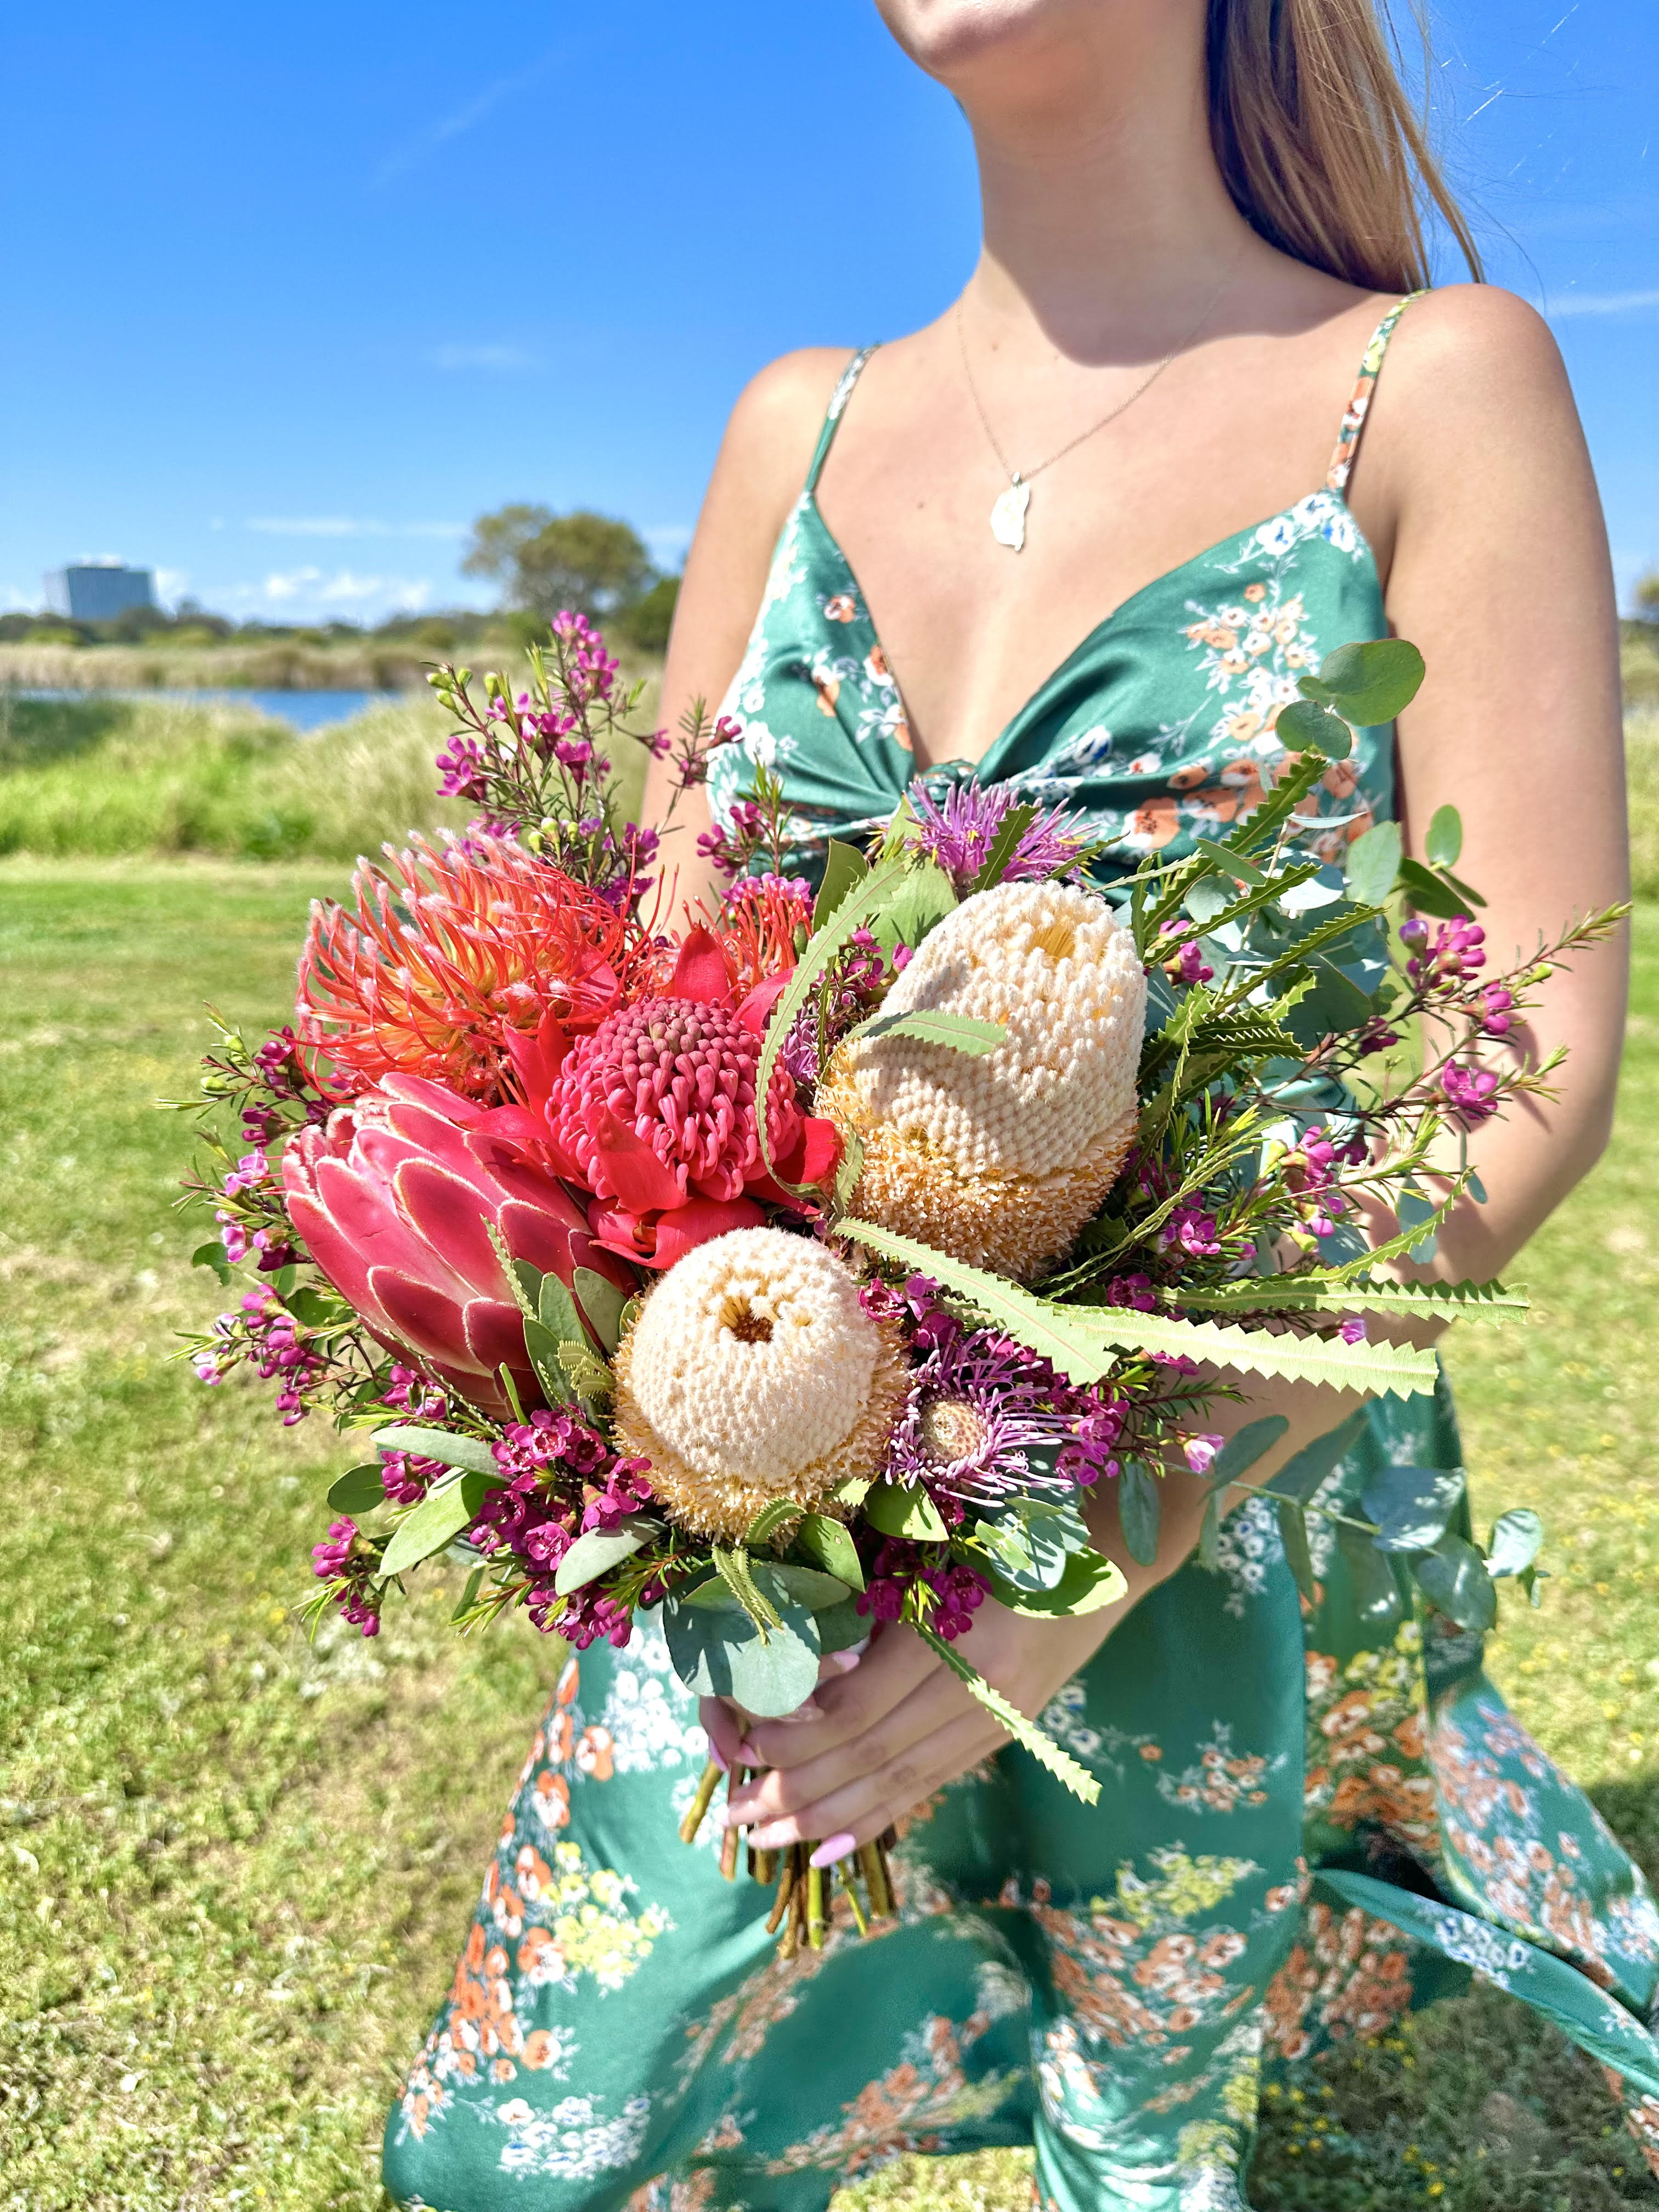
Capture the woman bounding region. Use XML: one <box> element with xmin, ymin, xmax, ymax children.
<box><xmin>385</xmin><ymin>3</ymin><xmax>1658</xmax><ymax>2206</ymax></box>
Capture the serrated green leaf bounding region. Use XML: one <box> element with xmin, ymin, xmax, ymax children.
<box><xmin>379</xmin><ymin>1474</ymin><xmax>488</xmax><ymax>1579</ymax></box>
<box><xmin>1193</xmin><ymin>837</ymin><xmax>1266</xmax><ymax>885</ymax></box>
<box><xmin>864</xmin><ymin>1478</ymin><xmax>948</xmax><ymax>1542</ymax></box>
<box><xmin>795</xmin><ymin>1512</ymin><xmax>866</xmax><ymax>1592</ymax></box>
<box><xmin>713</xmin><ymin>1542</ymin><xmax>785</xmax><ymax>1634</ymax></box>
<box><xmin>813</xmin><ymin>838</ymin><xmax>871</xmax><ymax>929</ymax></box>
<box><xmin>1345</xmin><ymin>820</ymin><xmax>1403</xmax><ymax>908</ymax></box>
<box><xmin>838</xmin><ymin>1218</ymin><xmax>1441</xmax><ymax>1395</ymax></box>
<box><xmin>1300</xmin><ymin>637</ymin><xmax>1425</xmax><ymax>726</ymax></box>
<box><xmin>523</xmin><ymin>1315</ymin><xmax>576</xmax><ymax>1404</ymax></box>
<box><xmin>1276</xmin><ymin>699</ymin><xmax>1353</xmax><ymax>759</ymax></box>
<box><xmin>326</xmin><ymin>1463</ymin><xmax>386</xmax><ymax>1514</ymax></box>
<box><xmin>572</xmin><ymin>1268</ymin><xmax>628</xmax><ymax>1353</ymax></box>
<box><xmin>553</xmin><ymin>1515</ymin><xmax>664</xmax><ymax>1598</ymax></box>
<box><xmin>1396</xmin><ymin>1189</ymin><xmax>1440</xmax><ymax>1262</ymax></box>
<box><xmin>559</xmin><ymin>1339</ymin><xmax>614</xmax><ymax>1400</ymax></box>
<box><xmin>843</xmin><ymin>1009</ymin><xmax>1006</xmax><ymax>1056</ymax></box>
<box><xmin>1117</xmin><ymin>1460</ymin><xmax>1161</xmax><ymax>1567</ymax></box>
<box><xmin>830</xmin><ymin>1474</ymin><xmax>872</xmax><ymax>1508</ymax></box>
<box><xmin>913</xmin><ymin>1622</ymin><xmax>1101</xmax><ymax>1804</ymax></box>
<box><xmin>1424</xmin><ymin>804</ymin><xmax>1463</xmax><ymax>868</ymax></box>
<box><xmin>872</xmin><ymin>857</ymin><xmax>957</xmax><ymax>958</ymax></box>
<box><xmin>371</xmin><ymin>1425</ymin><xmax>500</xmax><ymax>1477</ymax></box>
<box><xmin>970</xmin><ymin>803</ymin><xmax>1037</xmax><ymax>894</ymax></box>
<box><xmin>832</xmin><ymin>1125</ymin><xmax>865</xmax><ymax>1214</ymax></box>
<box><xmin>1176</xmin><ymin>1276</ymin><xmax>1527</xmax><ymax>1321</ymax></box>
<box><xmin>745</xmin><ymin>1498</ymin><xmax>803</xmax><ymax>1549</ymax></box>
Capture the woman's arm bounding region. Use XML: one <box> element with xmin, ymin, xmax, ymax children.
<box><xmin>715</xmin><ymin>286</ymin><xmax>1631</xmax><ymax>1863</ymax></box>
<box><xmin>642</xmin><ymin>347</ymin><xmax>850</xmax><ymax>924</ymax></box>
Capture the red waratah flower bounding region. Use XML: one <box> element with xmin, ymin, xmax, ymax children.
<box><xmin>281</xmin><ymin>1073</ymin><xmax>635</xmax><ymax>1415</ymax></box>
<box><xmin>295</xmin><ymin>833</ymin><xmax>646</xmax><ymax>1101</ymax></box>
<box><xmin>481</xmin><ymin>928</ymin><xmax>839</xmax><ymax>1267</ymax></box>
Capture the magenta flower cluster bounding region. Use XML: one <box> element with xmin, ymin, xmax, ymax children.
<box><xmin>857</xmin><ymin>1542</ymin><xmax>988</xmax><ymax>1642</ymax></box>
<box><xmin>1158</xmin><ymin>917</ymin><xmax>1215</xmax><ymax>987</ymax></box>
<box><xmin>194</xmin><ymin>1288</ymin><xmax>327</xmax><ymax>1424</ymax></box>
<box><xmin>312</xmin><ymin>1516</ymin><xmax>382</xmax><ymax>1636</ymax></box>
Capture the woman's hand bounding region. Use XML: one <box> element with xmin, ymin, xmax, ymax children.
<box><xmin>702</xmin><ymin>1597</ymin><xmax>1121</xmax><ymax>1867</ymax></box>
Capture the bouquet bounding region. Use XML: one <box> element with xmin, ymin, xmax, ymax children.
<box><xmin>176</xmin><ymin>610</ymin><xmax>1617</xmax><ymax>1956</ymax></box>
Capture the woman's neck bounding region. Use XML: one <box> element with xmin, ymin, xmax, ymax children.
<box><xmin>956</xmin><ymin>23</ymin><xmax>1263</xmax><ymax>362</ymax></box>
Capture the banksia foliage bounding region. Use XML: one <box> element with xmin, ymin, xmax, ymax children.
<box><xmin>612</xmin><ymin>1228</ymin><xmax>909</xmax><ymax>1540</ymax></box>
<box><xmin>819</xmin><ymin>880</ymin><xmax>1145</xmax><ymax>1280</ymax></box>
<box><xmin>295</xmin><ymin>833</ymin><xmax>644</xmax><ymax>1099</ymax></box>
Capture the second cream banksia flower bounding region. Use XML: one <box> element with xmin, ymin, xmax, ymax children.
<box><xmin>612</xmin><ymin>1228</ymin><xmax>909</xmax><ymax>1540</ymax></box>
<box><xmin>818</xmin><ymin>879</ymin><xmax>1146</xmax><ymax>1280</ymax></box>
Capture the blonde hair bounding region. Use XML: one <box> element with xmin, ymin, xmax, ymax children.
<box><xmin>1207</xmin><ymin>0</ymin><xmax>1483</xmax><ymax>293</ymax></box>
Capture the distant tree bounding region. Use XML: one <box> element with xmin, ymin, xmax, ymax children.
<box><xmin>620</xmin><ymin>574</ymin><xmax>680</xmax><ymax>656</ymax></box>
<box><xmin>1637</xmin><ymin>572</ymin><xmax>1659</xmax><ymax>623</ymax></box>
<box><xmin>462</xmin><ymin>504</ymin><xmax>656</xmax><ymax>627</ymax></box>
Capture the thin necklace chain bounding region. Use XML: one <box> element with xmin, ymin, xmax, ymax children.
<box><xmin>955</xmin><ymin>259</ymin><xmax>1238</xmax><ymax>489</ymax></box>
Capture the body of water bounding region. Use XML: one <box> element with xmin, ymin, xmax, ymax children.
<box><xmin>15</xmin><ymin>687</ymin><xmax>404</xmax><ymax>732</ymax></box>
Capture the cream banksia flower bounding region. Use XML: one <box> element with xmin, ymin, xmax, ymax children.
<box><xmin>612</xmin><ymin>1228</ymin><xmax>910</xmax><ymax>1541</ymax></box>
<box><xmin>818</xmin><ymin>879</ymin><xmax>1146</xmax><ymax>1281</ymax></box>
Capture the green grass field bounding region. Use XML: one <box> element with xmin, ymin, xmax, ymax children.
<box><xmin>2</xmin><ymin>854</ymin><xmax>1657</xmax><ymax>2211</ymax></box>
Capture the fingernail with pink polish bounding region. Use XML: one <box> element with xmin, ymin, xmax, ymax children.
<box><xmin>708</xmin><ymin>1741</ymin><xmax>729</xmax><ymax>1773</ymax></box>
<box><xmin>809</xmin><ymin>1832</ymin><xmax>857</xmax><ymax>1869</ymax></box>
<box><xmin>827</xmin><ymin>1650</ymin><xmax>861</xmax><ymax>1673</ymax></box>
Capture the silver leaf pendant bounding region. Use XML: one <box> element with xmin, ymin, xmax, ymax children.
<box><xmin>990</xmin><ymin>478</ymin><xmax>1030</xmax><ymax>552</ymax></box>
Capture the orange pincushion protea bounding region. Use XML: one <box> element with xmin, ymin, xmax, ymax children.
<box><xmin>296</xmin><ymin>833</ymin><xmax>647</xmax><ymax>1100</ymax></box>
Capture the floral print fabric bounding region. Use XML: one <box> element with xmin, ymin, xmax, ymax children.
<box><xmin>388</xmin><ymin>298</ymin><xmax>1659</xmax><ymax>2208</ymax></box>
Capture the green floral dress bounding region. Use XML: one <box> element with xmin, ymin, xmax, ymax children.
<box><xmin>384</xmin><ymin>298</ymin><xmax>1659</xmax><ymax>2212</ymax></box>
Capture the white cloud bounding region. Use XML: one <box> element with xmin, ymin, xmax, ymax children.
<box><xmin>154</xmin><ymin>567</ymin><xmax>190</xmax><ymax>604</ymax></box>
<box><xmin>373</xmin><ymin>47</ymin><xmax>566</xmax><ymax>186</ymax></box>
<box><xmin>1545</xmin><ymin>288</ymin><xmax>1659</xmax><ymax>319</ymax></box>
<box><xmin>2</xmin><ymin>583</ymin><xmax>34</xmax><ymax>610</ymax></box>
<box><xmin>246</xmin><ymin>516</ymin><xmax>465</xmax><ymax>538</ymax></box>
<box><xmin>428</xmin><ymin>344</ymin><xmax>535</xmax><ymax>372</ymax></box>
<box><xmin>226</xmin><ymin>568</ymin><xmax>435</xmax><ymax>614</ymax></box>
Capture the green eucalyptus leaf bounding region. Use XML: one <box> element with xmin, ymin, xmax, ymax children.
<box><xmin>371</xmin><ymin>1426</ymin><xmax>500</xmax><ymax>1478</ymax></box>
<box><xmin>812</xmin><ymin>1597</ymin><xmax>870</xmax><ymax>1652</ymax></box>
<box><xmin>680</xmin><ymin>1576</ymin><xmax>747</xmax><ymax>1611</ymax></box>
<box><xmin>1198</xmin><ymin>1489</ymin><xmax>1224</xmax><ymax>1572</ymax></box>
<box><xmin>987</xmin><ymin>1547</ymin><xmax>1127</xmax><ymax>1618</ymax></box>
<box><xmin>1410</xmin><ymin>1530</ymin><xmax>1498</xmax><ymax>1632</ymax></box>
<box><xmin>1276</xmin><ymin>699</ymin><xmax>1353</xmax><ymax>759</ymax></box>
<box><xmin>1345</xmin><ymin>820</ymin><xmax>1403</xmax><ymax>908</ymax></box>
<box><xmin>1396</xmin><ymin>1189</ymin><xmax>1440</xmax><ymax>1262</ymax></box>
<box><xmin>192</xmin><ymin>1239</ymin><xmax>233</xmax><ymax>1284</ymax></box>
<box><xmin>1397</xmin><ymin>855</ymin><xmax>1477</xmax><ymax>921</ymax></box>
<box><xmin>552</xmin><ymin>1515</ymin><xmax>664</xmax><ymax>1598</ymax></box>
<box><xmin>284</xmin><ymin>1286</ymin><xmax>332</xmax><ymax>1328</ymax></box>
<box><xmin>1300</xmin><ymin>637</ymin><xmax>1425</xmax><ymax>726</ymax></box>
<box><xmin>795</xmin><ymin>1511</ymin><xmax>866</xmax><ymax>1592</ymax></box>
<box><xmin>753</xmin><ymin>1562</ymin><xmax>853</xmax><ymax>1610</ymax></box>
<box><xmin>326</xmin><ymin>1463</ymin><xmax>387</xmax><ymax>1514</ymax></box>
<box><xmin>1117</xmin><ymin>1460</ymin><xmax>1162</xmax><ymax>1568</ymax></box>
<box><xmin>830</xmin><ymin>1474</ymin><xmax>872</xmax><ymax>1509</ymax></box>
<box><xmin>1262</xmin><ymin>1409</ymin><xmax>1368</xmax><ymax>1506</ymax></box>
<box><xmin>1361</xmin><ymin>1464</ymin><xmax>1465</xmax><ymax>1553</ymax></box>
<box><xmin>813</xmin><ymin>838</ymin><xmax>871</xmax><ymax>929</ymax></box>
<box><xmin>871</xmin><ymin>857</ymin><xmax>957</xmax><ymax>958</ymax></box>
<box><xmin>1207</xmin><ymin>1416</ymin><xmax>1290</xmax><ymax>1489</ymax></box>
<box><xmin>1424</xmin><ymin>804</ymin><xmax>1464</xmax><ymax>868</ymax></box>
<box><xmin>1336</xmin><ymin>1516</ymin><xmax>1409</xmax><ymax>1627</ymax></box>
<box><xmin>971</xmin><ymin>1516</ymin><xmax>1053</xmax><ymax>1593</ymax></box>
<box><xmin>864</xmin><ymin>1477</ymin><xmax>948</xmax><ymax>1543</ymax></box>
<box><xmin>1486</xmin><ymin>1507</ymin><xmax>1545</xmax><ymax>1579</ymax></box>
<box><xmin>572</xmin><ymin>1268</ymin><xmax>629</xmax><ymax>1354</ymax></box>
<box><xmin>379</xmin><ymin>1474</ymin><xmax>488</xmax><ymax>1579</ymax></box>
<box><xmin>537</xmin><ymin>1272</ymin><xmax>585</xmax><ymax>1344</ymax></box>
<box><xmin>663</xmin><ymin>1600</ymin><xmax>822</xmax><ymax>1716</ymax></box>
<box><xmin>1277</xmin><ymin>1499</ymin><xmax>1318</xmax><ymax>1604</ymax></box>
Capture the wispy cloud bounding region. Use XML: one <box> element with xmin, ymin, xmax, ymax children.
<box><xmin>1545</xmin><ymin>288</ymin><xmax>1659</xmax><ymax>318</ymax></box>
<box><xmin>246</xmin><ymin>516</ymin><xmax>465</xmax><ymax>538</ymax></box>
<box><xmin>227</xmin><ymin>568</ymin><xmax>435</xmax><ymax>612</ymax></box>
<box><xmin>154</xmin><ymin>567</ymin><xmax>190</xmax><ymax>602</ymax></box>
<box><xmin>373</xmin><ymin>47</ymin><xmax>566</xmax><ymax>187</ymax></box>
<box><xmin>427</xmin><ymin>343</ymin><xmax>535</xmax><ymax>373</ymax></box>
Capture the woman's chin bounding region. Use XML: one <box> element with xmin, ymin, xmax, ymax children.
<box><xmin>871</xmin><ymin>0</ymin><xmax>1103</xmax><ymax>80</ymax></box>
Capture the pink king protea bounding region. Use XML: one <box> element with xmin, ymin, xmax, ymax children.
<box><xmin>281</xmin><ymin>1072</ymin><xmax>635</xmax><ymax>1414</ymax></box>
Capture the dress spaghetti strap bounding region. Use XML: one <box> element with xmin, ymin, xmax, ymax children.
<box><xmin>1324</xmin><ymin>290</ymin><xmax>1427</xmax><ymax>494</ymax></box>
<box><xmin>803</xmin><ymin>345</ymin><xmax>879</xmax><ymax>494</ymax></box>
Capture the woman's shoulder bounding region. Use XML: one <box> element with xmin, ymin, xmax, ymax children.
<box><xmin>722</xmin><ymin>346</ymin><xmax>863</xmax><ymax>479</ymax></box>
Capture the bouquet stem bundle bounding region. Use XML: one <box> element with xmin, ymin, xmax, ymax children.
<box><xmin>678</xmin><ymin>1758</ymin><xmax>898</xmax><ymax>1954</ymax></box>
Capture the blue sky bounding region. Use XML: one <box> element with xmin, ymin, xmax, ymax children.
<box><xmin>2</xmin><ymin>0</ymin><xmax>1654</xmax><ymax>624</ymax></box>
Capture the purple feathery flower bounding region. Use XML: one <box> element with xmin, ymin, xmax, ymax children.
<box><xmin>883</xmin><ymin>1301</ymin><xmax>1080</xmax><ymax>1506</ymax></box>
<box><xmin>905</xmin><ymin>778</ymin><xmax>1093</xmax><ymax>894</ymax></box>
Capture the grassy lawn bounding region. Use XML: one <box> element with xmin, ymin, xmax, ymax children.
<box><xmin>1</xmin><ymin>858</ymin><xmax>1656</xmax><ymax>2210</ymax></box>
